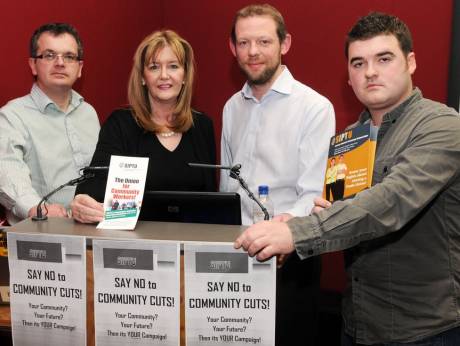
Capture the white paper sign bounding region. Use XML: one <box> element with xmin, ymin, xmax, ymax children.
<box><xmin>97</xmin><ymin>155</ymin><xmax>149</xmax><ymax>230</ymax></box>
<box><xmin>93</xmin><ymin>239</ymin><xmax>180</xmax><ymax>346</ymax></box>
<box><xmin>8</xmin><ymin>232</ymin><xmax>86</xmax><ymax>346</ymax></box>
<box><xmin>184</xmin><ymin>244</ymin><xmax>276</xmax><ymax>346</ymax></box>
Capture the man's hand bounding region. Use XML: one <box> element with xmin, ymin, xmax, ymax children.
<box><xmin>272</xmin><ymin>213</ymin><xmax>293</xmax><ymax>222</ymax></box>
<box><xmin>234</xmin><ymin>221</ymin><xmax>295</xmax><ymax>261</ymax></box>
<box><xmin>28</xmin><ymin>204</ymin><xmax>68</xmax><ymax>218</ymax></box>
<box><xmin>311</xmin><ymin>197</ymin><xmax>331</xmax><ymax>214</ymax></box>
<box><xmin>71</xmin><ymin>194</ymin><xmax>104</xmax><ymax>223</ymax></box>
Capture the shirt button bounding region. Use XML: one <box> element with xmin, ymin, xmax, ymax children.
<box><xmin>392</xmin><ymin>119</ymin><xmax>396</xmax><ymax>124</ymax></box>
<box><xmin>307</xmin><ymin>249</ymin><xmax>314</xmax><ymax>255</ymax></box>
<box><xmin>383</xmin><ymin>166</ymin><xmax>388</xmax><ymax>173</ymax></box>
<box><xmin>354</xmin><ymin>277</ymin><xmax>359</xmax><ymax>282</ymax></box>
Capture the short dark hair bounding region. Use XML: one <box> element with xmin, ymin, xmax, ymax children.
<box><xmin>345</xmin><ymin>12</ymin><xmax>413</xmax><ymax>58</ymax></box>
<box><xmin>231</xmin><ymin>4</ymin><xmax>287</xmax><ymax>44</ymax></box>
<box><xmin>30</xmin><ymin>23</ymin><xmax>83</xmax><ymax>59</ymax></box>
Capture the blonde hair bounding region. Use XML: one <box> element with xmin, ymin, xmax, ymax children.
<box><xmin>127</xmin><ymin>30</ymin><xmax>194</xmax><ymax>132</ymax></box>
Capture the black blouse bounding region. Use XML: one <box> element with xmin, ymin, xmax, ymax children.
<box><xmin>76</xmin><ymin>108</ymin><xmax>217</xmax><ymax>201</ymax></box>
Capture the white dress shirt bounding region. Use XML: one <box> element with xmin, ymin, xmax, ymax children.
<box><xmin>220</xmin><ymin>67</ymin><xmax>335</xmax><ymax>225</ymax></box>
<box><xmin>0</xmin><ymin>84</ymin><xmax>100</xmax><ymax>223</ymax></box>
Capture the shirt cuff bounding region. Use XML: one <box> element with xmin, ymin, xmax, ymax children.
<box><xmin>285</xmin><ymin>204</ymin><xmax>310</xmax><ymax>218</ymax></box>
<box><xmin>287</xmin><ymin>215</ymin><xmax>322</xmax><ymax>259</ymax></box>
<box><xmin>12</xmin><ymin>194</ymin><xmax>42</xmax><ymax>220</ymax></box>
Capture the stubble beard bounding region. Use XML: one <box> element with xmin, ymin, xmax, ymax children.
<box><xmin>240</xmin><ymin>53</ymin><xmax>281</xmax><ymax>86</ymax></box>
<box><xmin>246</xmin><ymin>64</ymin><xmax>279</xmax><ymax>86</ymax></box>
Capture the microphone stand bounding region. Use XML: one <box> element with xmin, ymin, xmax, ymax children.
<box><xmin>188</xmin><ymin>163</ymin><xmax>269</xmax><ymax>221</ymax></box>
<box><xmin>32</xmin><ymin>173</ymin><xmax>95</xmax><ymax>221</ymax></box>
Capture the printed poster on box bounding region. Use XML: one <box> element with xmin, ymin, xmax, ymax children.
<box><xmin>92</xmin><ymin>239</ymin><xmax>180</xmax><ymax>346</ymax></box>
<box><xmin>8</xmin><ymin>232</ymin><xmax>86</xmax><ymax>346</ymax></box>
<box><xmin>184</xmin><ymin>243</ymin><xmax>276</xmax><ymax>346</ymax></box>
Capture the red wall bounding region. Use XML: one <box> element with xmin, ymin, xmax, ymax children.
<box><xmin>0</xmin><ymin>1</ymin><xmax>163</xmax><ymax>123</ymax></box>
<box><xmin>0</xmin><ymin>0</ymin><xmax>453</xmax><ymax>291</ymax></box>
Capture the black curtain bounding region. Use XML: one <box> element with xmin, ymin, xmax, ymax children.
<box><xmin>447</xmin><ymin>0</ymin><xmax>460</xmax><ymax>111</ymax></box>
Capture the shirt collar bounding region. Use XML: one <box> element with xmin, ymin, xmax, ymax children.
<box><xmin>358</xmin><ymin>87</ymin><xmax>423</xmax><ymax>124</ymax></box>
<box><xmin>241</xmin><ymin>66</ymin><xmax>294</xmax><ymax>100</ymax></box>
<box><xmin>31</xmin><ymin>83</ymin><xmax>84</xmax><ymax>113</ymax></box>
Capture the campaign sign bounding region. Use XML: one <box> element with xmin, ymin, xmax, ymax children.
<box><xmin>93</xmin><ymin>239</ymin><xmax>180</xmax><ymax>346</ymax></box>
<box><xmin>184</xmin><ymin>244</ymin><xmax>276</xmax><ymax>346</ymax></box>
<box><xmin>8</xmin><ymin>232</ymin><xmax>86</xmax><ymax>346</ymax></box>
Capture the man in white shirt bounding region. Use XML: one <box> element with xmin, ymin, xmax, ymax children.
<box><xmin>220</xmin><ymin>4</ymin><xmax>335</xmax><ymax>345</ymax></box>
<box><xmin>0</xmin><ymin>23</ymin><xmax>100</xmax><ymax>224</ymax></box>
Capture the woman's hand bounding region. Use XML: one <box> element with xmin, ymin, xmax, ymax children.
<box><xmin>71</xmin><ymin>194</ymin><xmax>104</xmax><ymax>223</ymax></box>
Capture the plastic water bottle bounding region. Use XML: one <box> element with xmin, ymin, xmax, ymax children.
<box><xmin>253</xmin><ymin>185</ymin><xmax>275</xmax><ymax>223</ymax></box>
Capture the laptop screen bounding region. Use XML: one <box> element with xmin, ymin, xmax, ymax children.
<box><xmin>139</xmin><ymin>191</ymin><xmax>242</xmax><ymax>225</ymax></box>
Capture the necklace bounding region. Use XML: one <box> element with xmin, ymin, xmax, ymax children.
<box><xmin>157</xmin><ymin>131</ymin><xmax>177</xmax><ymax>138</ymax></box>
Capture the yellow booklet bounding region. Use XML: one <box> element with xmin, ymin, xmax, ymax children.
<box><xmin>323</xmin><ymin>123</ymin><xmax>376</xmax><ymax>202</ymax></box>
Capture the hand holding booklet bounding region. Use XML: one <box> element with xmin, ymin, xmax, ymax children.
<box><xmin>322</xmin><ymin>123</ymin><xmax>376</xmax><ymax>202</ymax></box>
<box><xmin>97</xmin><ymin>155</ymin><xmax>149</xmax><ymax>230</ymax></box>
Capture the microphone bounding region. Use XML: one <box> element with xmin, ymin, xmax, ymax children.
<box><xmin>188</xmin><ymin>163</ymin><xmax>269</xmax><ymax>221</ymax></box>
<box><xmin>32</xmin><ymin>172</ymin><xmax>95</xmax><ymax>222</ymax></box>
<box><xmin>187</xmin><ymin>163</ymin><xmax>241</xmax><ymax>173</ymax></box>
<box><xmin>80</xmin><ymin>166</ymin><xmax>109</xmax><ymax>174</ymax></box>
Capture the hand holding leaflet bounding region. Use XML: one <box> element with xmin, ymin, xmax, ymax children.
<box><xmin>96</xmin><ymin>155</ymin><xmax>149</xmax><ymax>230</ymax></box>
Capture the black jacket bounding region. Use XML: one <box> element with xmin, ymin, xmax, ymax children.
<box><xmin>76</xmin><ymin>108</ymin><xmax>217</xmax><ymax>201</ymax></box>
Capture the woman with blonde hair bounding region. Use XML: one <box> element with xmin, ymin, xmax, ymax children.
<box><xmin>71</xmin><ymin>30</ymin><xmax>216</xmax><ymax>223</ymax></box>
<box><xmin>325</xmin><ymin>157</ymin><xmax>337</xmax><ymax>202</ymax></box>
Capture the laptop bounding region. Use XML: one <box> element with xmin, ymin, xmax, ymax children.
<box><xmin>139</xmin><ymin>191</ymin><xmax>242</xmax><ymax>225</ymax></box>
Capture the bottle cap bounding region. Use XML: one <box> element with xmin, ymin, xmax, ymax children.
<box><xmin>258</xmin><ymin>185</ymin><xmax>269</xmax><ymax>195</ymax></box>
